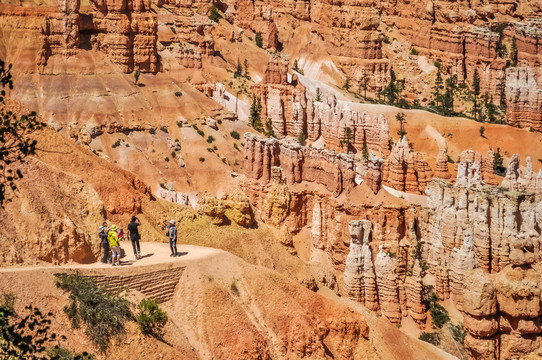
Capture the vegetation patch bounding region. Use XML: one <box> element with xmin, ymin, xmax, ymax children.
<box><xmin>136</xmin><ymin>299</ymin><xmax>168</xmax><ymax>337</ymax></box>
<box><xmin>56</xmin><ymin>272</ymin><xmax>132</xmax><ymax>353</ymax></box>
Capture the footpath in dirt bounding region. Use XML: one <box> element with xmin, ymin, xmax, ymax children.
<box><xmin>0</xmin><ymin>242</ymin><xmax>219</xmax><ymax>272</ymax></box>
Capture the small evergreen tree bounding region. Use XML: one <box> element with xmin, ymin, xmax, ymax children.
<box><xmin>471</xmin><ymin>69</ymin><xmax>481</xmax><ymax>121</ymax></box>
<box><xmin>358</xmin><ymin>72</ymin><xmax>370</xmax><ymax>99</ymax></box>
<box><xmin>208</xmin><ymin>5</ymin><xmax>222</xmax><ymax>22</ymax></box>
<box><xmin>493</xmin><ymin>148</ymin><xmax>506</xmax><ymax>176</ymax></box>
<box><xmin>255</xmin><ymin>32</ymin><xmax>263</xmax><ymax>48</ymax></box>
<box><xmin>297</xmin><ymin>131</ymin><xmax>306</xmax><ymax>145</ymax></box>
<box><xmin>362</xmin><ymin>141</ymin><xmax>369</xmax><ymax>160</ymax></box>
<box><xmin>134</xmin><ymin>69</ymin><xmax>141</xmax><ymax>84</ymax></box>
<box><xmin>343</xmin><ymin>77</ymin><xmax>351</xmax><ymax>92</ymax></box>
<box><xmin>396</xmin><ymin>112</ymin><xmax>407</xmax><ymax>138</ymax></box>
<box><xmin>497</xmin><ymin>75</ymin><xmax>507</xmax><ymax>110</ymax></box>
<box><xmin>480</xmin><ymin>126</ymin><xmax>485</xmax><ymax>137</ymax></box>
<box><xmin>234</xmin><ymin>57</ymin><xmax>242</xmax><ymax>78</ymax></box>
<box><xmin>510</xmin><ymin>37</ymin><xmax>518</xmax><ymax>66</ymax></box>
<box><xmin>243</xmin><ymin>59</ymin><xmax>248</xmax><ymax>77</ymax></box>
<box><xmin>249</xmin><ymin>96</ymin><xmax>263</xmax><ymax>131</ymax></box>
<box><xmin>315</xmin><ymin>88</ymin><xmax>322</xmax><ymax>102</ymax></box>
<box><xmin>293</xmin><ymin>59</ymin><xmax>299</xmax><ymax>72</ymax></box>
<box><xmin>265</xmin><ymin>119</ymin><xmax>275</xmax><ymax>138</ymax></box>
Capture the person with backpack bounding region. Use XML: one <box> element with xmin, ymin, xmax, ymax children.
<box><xmin>99</xmin><ymin>226</ymin><xmax>109</xmax><ymax>264</ymax></box>
<box><xmin>108</xmin><ymin>225</ymin><xmax>121</xmax><ymax>266</ymax></box>
<box><xmin>166</xmin><ymin>219</ymin><xmax>178</xmax><ymax>257</ymax></box>
<box><xmin>127</xmin><ymin>216</ymin><xmax>142</xmax><ymax>260</ymax></box>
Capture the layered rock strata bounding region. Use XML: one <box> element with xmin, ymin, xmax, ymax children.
<box><xmin>381</xmin><ymin>137</ymin><xmax>433</xmax><ymax>194</ymax></box>
<box><xmin>501</xmin><ymin>154</ymin><xmax>542</xmax><ymax>193</ymax></box>
<box><xmin>36</xmin><ymin>0</ymin><xmax>159</xmax><ymax>72</ymax></box>
<box><xmin>252</xmin><ymin>56</ymin><xmax>391</xmax><ymax>156</ymax></box>
<box><xmin>455</xmin><ymin>149</ymin><xmax>498</xmax><ymax>185</ymax></box>
<box><xmin>244</xmin><ymin>133</ymin><xmax>356</xmax><ymax>197</ymax></box>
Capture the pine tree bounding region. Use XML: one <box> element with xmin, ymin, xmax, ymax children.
<box><xmin>396</xmin><ymin>112</ymin><xmax>407</xmax><ymax>138</ymax></box>
<box><xmin>243</xmin><ymin>59</ymin><xmax>248</xmax><ymax>77</ymax></box>
<box><xmin>343</xmin><ymin>78</ymin><xmax>351</xmax><ymax>92</ymax></box>
<box><xmin>249</xmin><ymin>96</ymin><xmax>263</xmax><ymax>131</ymax></box>
<box><xmin>471</xmin><ymin>69</ymin><xmax>481</xmax><ymax>121</ymax></box>
<box><xmin>293</xmin><ymin>59</ymin><xmax>299</xmax><ymax>72</ymax></box>
<box><xmin>497</xmin><ymin>75</ymin><xmax>507</xmax><ymax>110</ymax></box>
<box><xmin>234</xmin><ymin>57</ymin><xmax>242</xmax><ymax>78</ymax></box>
<box><xmin>134</xmin><ymin>69</ymin><xmax>140</xmax><ymax>85</ymax></box>
<box><xmin>510</xmin><ymin>37</ymin><xmax>518</xmax><ymax>66</ymax></box>
<box><xmin>358</xmin><ymin>72</ymin><xmax>370</xmax><ymax>99</ymax></box>
<box><xmin>362</xmin><ymin>141</ymin><xmax>369</xmax><ymax>160</ymax></box>
<box><xmin>315</xmin><ymin>88</ymin><xmax>322</xmax><ymax>102</ymax></box>
<box><xmin>255</xmin><ymin>32</ymin><xmax>263</xmax><ymax>48</ymax></box>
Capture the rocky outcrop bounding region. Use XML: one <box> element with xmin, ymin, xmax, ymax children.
<box><xmin>382</xmin><ymin>137</ymin><xmax>433</xmax><ymax>194</ymax></box>
<box><xmin>505</xmin><ymin>67</ymin><xmax>542</xmax><ymax>131</ymax></box>
<box><xmin>243</xmin><ymin>133</ymin><xmax>356</xmax><ymax>197</ymax></box>
<box><xmin>455</xmin><ymin>149</ymin><xmax>498</xmax><ymax>185</ymax></box>
<box><xmin>252</xmin><ymin>57</ymin><xmax>391</xmax><ymax>157</ymax></box>
<box><xmin>434</xmin><ymin>148</ymin><xmax>451</xmax><ymax>180</ymax></box>
<box><xmin>343</xmin><ymin>220</ymin><xmax>378</xmax><ymax>311</ymax></box>
<box><xmin>501</xmin><ymin>154</ymin><xmax>542</xmax><ymax>193</ymax></box>
<box><xmin>36</xmin><ymin>0</ymin><xmax>159</xmax><ymax>72</ymax></box>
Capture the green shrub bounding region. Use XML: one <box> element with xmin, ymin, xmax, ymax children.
<box><xmin>160</xmin><ymin>126</ymin><xmax>168</xmax><ymax>133</ymax></box>
<box><xmin>208</xmin><ymin>5</ymin><xmax>221</xmax><ymax>22</ymax></box>
<box><xmin>255</xmin><ymin>32</ymin><xmax>263</xmax><ymax>48</ymax></box>
<box><xmin>447</xmin><ymin>156</ymin><xmax>455</xmax><ymax>164</ymax></box>
<box><xmin>136</xmin><ymin>299</ymin><xmax>168</xmax><ymax>337</ymax></box>
<box><xmin>149</xmin><ymin>128</ymin><xmax>156</xmax><ymax>134</ymax></box>
<box><xmin>449</xmin><ymin>322</ymin><xmax>466</xmax><ymax>345</ymax></box>
<box><xmin>410</xmin><ymin>48</ymin><xmax>418</xmax><ymax>56</ymax></box>
<box><xmin>230</xmin><ymin>281</ymin><xmax>239</xmax><ymax>296</ymax></box>
<box><xmin>171</xmin><ymin>151</ymin><xmax>176</xmax><ymax>158</ymax></box>
<box><xmin>112</xmin><ymin>139</ymin><xmax>122</xmax><ymax>148</ymax></box>
<box><xmin>165</xmin><ymin>157</ymin><xmax>169</xmax><ymax>162</ymax></box>
<box><xmin>425</xmin><ymin>293</ymin><xmax>450</xmax><ymax>328</ymax></box>
<box><xmin>174</xmin><ymin>91</ymin><xmax>182</xmax><ymax>97</ymax></box>
<box><xmin>170</xmin><ymin>26</ymin><xmax>176</xmax><ymax>34</ymax></box>
<box><xmin>419</xmin><ymin>332</ymin><xmax>440</xmax><ymax>346</ymax></box>
<box><xmin>47</xmin><ymin>346</ymin><xmax>95</xmax><ymax>360</ymax></box>
<box><xmin>55</xmin><ymin>272</ymin><xmax>132</xmax><ymax>353</ymax></box>
<box><xmin>233</xmin><ymin>143</ymin><xmax>239</xmax><ymax>151</ymax></box>
<box><xmin>217</xmin><ymin>119</ymin><xmax>222</xmax><ymax>124</ymax></box>
<box><xmin>199</xmin><ymin>157</ymin><xmax>205</xmax><ymax>162</ymax></box>
<box><xmin>230</xmin><ymin>130</ymin><xmax>240</xmax><ymax>139</ymax></box>
<box><xmin>176</xmin><ymin>121</ymin><xmax>182</xmax><ymax>128</ymax></box>
<box><xmin>207</xmin><ymin>135</ymin><xmax>215</xmax><ymax>143</ymax></box>
<box><xmin>197</xmin><ymin>129</ymin><xmax>205</xmax><ymax>137</ymax></box>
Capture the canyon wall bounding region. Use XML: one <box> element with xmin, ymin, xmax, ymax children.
<box><xmin>252</xmin><ymin>56</ymin><xmax>392</xmax><ymax>156</ymax></box>
<box><xmin>243</xmin><ymin>133</ymin><xmax>542</xmax><ymax>358</ymax></box>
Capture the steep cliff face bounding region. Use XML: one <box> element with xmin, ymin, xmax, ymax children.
<box><xmin>36</xmin><ymin>0</ymin><xmax>159</xmax><ymax>72</ymax></box>
<box><xmin>252</xmin><ymin>56</ymin><xmax>392</xmax><ymax>155</ymax></box>
<box><xmin>243</xmin><ymin>133</ymin><xmax>356</xmax><ymax>197</ymax></box>
<box><xmin>382</xmin><ymin>137</ymin><xmax>433</xmax><ymax>194</ymax></box>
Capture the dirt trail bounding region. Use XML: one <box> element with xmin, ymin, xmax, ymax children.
<box><xmin>0</xmin><ymin>242</ymin><xmax>221</xmax><ymax>273</ymax></box>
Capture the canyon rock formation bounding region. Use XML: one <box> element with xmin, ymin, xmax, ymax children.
<box><xmin>382</xmin><ymin>137</ymin><xmax>433</xmax><ymax>194</ymax></box>
<box><xmin>252</xmin><ymin>56</ymin><xmax>392</xmax><ymax>156</ymax></box>
<box><xmin>3</xmin><ymin>0</ymin><xmax>160</xmax><ymax>73</ymax></box>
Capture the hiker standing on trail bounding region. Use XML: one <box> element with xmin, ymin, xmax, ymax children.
<box><xmin>99</xmin><ymin>226</ymin><xmax>109</xmax><ymax>264</ymax></box>
<box><xmin>127</xmin><ymin>216</ymin><xmax>142</xmax><ymax>260</ymax></box>
<box><xmin>108</xmin><ymin>225</ymin><xmax>121</xmax><ymax>266</ymax></box>
<box><xmin>166</xmin><ymin>219</ymin><xmax>178</xmax><ymax>257</ymax></box>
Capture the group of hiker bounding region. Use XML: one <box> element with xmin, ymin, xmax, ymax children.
<box><xmin>98</xmin><ymin>217</ymin><xmax>179</xmax><ymax>266</ymax></box>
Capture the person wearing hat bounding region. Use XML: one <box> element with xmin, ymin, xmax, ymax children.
<box><xmin>108</xmin><ymin>225</ymin><xmax>121</xmax><ymax>266</ymax></box>
<box><xmin>99</xmin><ymin>226</ymin><xmax>109</xmax><ymax>264</ymax></box>
<box><xmin>166</xmin><ymin>219</ymin><xmax>178</xmax><ymax>257</ymax></box>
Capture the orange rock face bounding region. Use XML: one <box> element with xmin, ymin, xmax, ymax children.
<box><xmin>382</xmin><ymin>137</ymin><xmax>433</xmax><ymax>194</ymax></box>
<box><xmin>455</xmin><ymin>149</ymin><xmax>497</xmax><ymax>186</ymax></box>
<box><xmin>243</xmin><ymin>133</ymin><xmax>356</xmax><ymax>197</ymax></box>
<box><xmin>252</xmin><ymin>56</ymin><xmax>391</xmax><ymax>157</ymax></box>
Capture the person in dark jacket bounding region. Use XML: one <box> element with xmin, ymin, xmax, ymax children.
<box><xmin>99</xmin><ymin>226</ymin><xmax>109</xmax><ymax>264</ymax></box>
<box><xmin>166</xmin><ymin>219</ymin><xmax>178</xmax><ymax>257</ymax></box>
<box><xmin>127</xmin><ymin>216</ymin><xmax>142</xmax><ymax>260</ymax></box>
